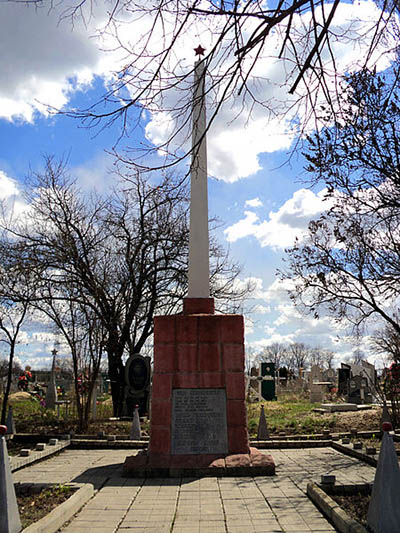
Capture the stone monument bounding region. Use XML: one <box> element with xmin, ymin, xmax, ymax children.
<box><xmin>123</xmin><ymin>46</ymin><xmax>274</xmax><ymax>477</ymax></box>
<box><xmin>309</xmin><ymin>365</ymin><xmax>324</xmax><ymax>403</ymax></box>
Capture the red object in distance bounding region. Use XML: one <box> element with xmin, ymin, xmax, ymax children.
<box><xmin>382</xmin><ymin>422</ymin><xmax>393</xmax><ymax>432</ymax></box>
<box><xmin>0</xmin><ymin>425</ymin><xmax>7</xmax><ymax>436</ymax></box>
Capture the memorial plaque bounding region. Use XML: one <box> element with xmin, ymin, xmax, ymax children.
<box><xmin>171</xmin><ymin>388</ymin><xmax>228</xmax><ymax>455</ymax></box>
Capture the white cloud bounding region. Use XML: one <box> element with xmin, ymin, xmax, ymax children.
<box><xmin>0</xmin><ymin>1</ymin><xmax>394</xmax><ymax>181</ymax></box>
<box><xmin>245</xmin><ymin>198</ymin><xmax>263</xmax><ymax>208</ymax></box>
<box><xmin>245</xmin><ymin>274</ymin><xmax>386</xmax><ymax>365</ymax></box>
<box><xmin>263</xmin><ymin>278</ymin><xmax>296</xmax><ymax>303</ymax></box>
<box><xmin>144</xmin><ymin>1</ymin><xmax>397</xmax><ymax>181</ymax></box>
<box><xmin>0</xmin><ymin>171</ymin><xmax>19</xmax><ymax>198</ymax></box>
<box><xmin>72</xmin><ymin>153</ymin><xmax>117</xmax><ymax>194</ymax></box>
<box><xmin>244</xmin><ymin>316</ymin><xmax>254</xmax><ymax>335</ymax></box>
<box><xmin>0</xmin><ymin>2</ymin><xmax>119</xmax><ymax>122</ymax></box>
<box><xmin>253</xmin><ymin>304</ymin><xmax>271</xmax><ymax>314</ymax></box>
<box><xmin>225</xmin><ymin>188</ymin><xmax>332</xmax><ymax>248</ymax></box>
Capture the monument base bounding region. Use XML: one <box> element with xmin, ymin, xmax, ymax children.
<box><xmin>139</xmin><ymin>297</ymin><xmax>275</xmax><ymax>476</ymax></box>
<box><xmin>122</xmin><ymin>447</ymin><xmax>275</xmax><ymax>478</ymax></box>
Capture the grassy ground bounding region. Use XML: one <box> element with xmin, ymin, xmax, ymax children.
<box><xmin>17</xmin><ymin>485</ymin><xmax>74</xmax><ymax>528</ymax></box>
<box><xmin>247</xmin><ymin>393</ymin><xmax>336</xmax><ymax>437</ymax></box>
<box><xmin>3</xmin><ymin>390</ymin><xmax>382</xmax><ymax>437</ymax></box>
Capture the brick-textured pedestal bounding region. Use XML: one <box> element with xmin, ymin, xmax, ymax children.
<box><xmin>123</xmin><ymin>298</ymin><xmax>275</xmax><ymax>477</ymax></box>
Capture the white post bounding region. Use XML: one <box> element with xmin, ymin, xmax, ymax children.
<box><xmin>0</xmin><ymin>425</ymin><xmax>22</xmax><ymax>533</ymax></box>
<box><xmin>45</xmin><ymin>349</ymin><xmax>58</xmax><ymax>410</ymax></box>
<box><xmin>187</xmin><ymin>57</ymin><xmax>210</xmax><ymax>298</ymax></box>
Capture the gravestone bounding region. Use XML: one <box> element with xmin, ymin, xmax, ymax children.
<box><xmin>380</xmin><ymin>404</ymin><xmax>391</xmax><ymax>426</ymax></box>
<box><xmin>123</xmin><ymin>354</ymin><xmax>151</xmax><ymax>416</ymax></box>
<box><xmin>6</xmin><ymin>406</ymin><xmax>15</xmax><ymax>436</ymax></box>
<box><xmin>130</xmin><ymin>405</ymin><xmax>142</xmax><ymax>440</ymax></box>
<box><xmin>338</xmin><ymin>364</ymin><xmax>351</xmax><ymax>396</ymax></box>
<box><xmin>309</xmin><ymin>365</ymin><xmax>323</xmax><ymax>403</ymax></box>
<box><xmin>259</xmin><ymin>362</ymin><xmax>276</xmax><ymax>401</ymax></box>
<box><xmin>347</xmin><ymin>375</ymin><xmax>372</xmax><ymax>404</ymax></box>
<box><xmin>249</xmin><ymin>364</ymin><xmax>276</xmax><ymax>401</ymax></box>
<box><xmin>92</xmin><ymin>384</ymin><xmax>98</xmax><ymax>420</ymax></box>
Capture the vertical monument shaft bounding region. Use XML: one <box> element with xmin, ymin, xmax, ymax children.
<box><xmin>188</xmin><ymin>58</ymin><xmax>210</xmax><ymax>298</ymax></box>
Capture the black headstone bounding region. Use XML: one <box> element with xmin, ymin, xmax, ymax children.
<box><xmin>123</xmin><ymin>354</ymin><xmax>151</xmax><ymax>416</ymax></box>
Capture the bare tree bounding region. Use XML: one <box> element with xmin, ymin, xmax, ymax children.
<box><xmin>0</xmin><ymin>236</ymin><xmax>37</xmax><ymax>424</ymax></box>
<box><xmin>36</xmin><ymin>296</ymin><xmax>106</xmax><ymax>432</ymax></box>
<box><xmin>370</xmin><ymin>320</ymin><xmax>400</xmax><ymax>364</ymax></box>
<box><xmin>51</xmin><ymin>0</ymin><xmax>400</xmax><ymax>172</ymax></box>
<box><xmin>309</xmin><ymin>347</ymin><xmax>335</xmax><ymax>369</ymax></box>
<box><xmin>258</xmin><ymin>342</ymin><xmax>288</xmax><ymax>369</ymax></box>
<box><xmin>286</xmin><ymin>342</ymin><xmax>311</xmax><ymax>374</ymax></box>
<box><xmin>2</xmin><ymin>158</ymin><xmax>252</xmax><ymax>415</ymax></box>
<box><xmin>282</xmin><ymin>67</ymin><xmax>400</xmax><ymax>337</ymax></box>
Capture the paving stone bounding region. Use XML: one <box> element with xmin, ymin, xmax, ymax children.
<box><xmin>12</xmin><ymin>446</ymin><xmax>380</xmax><ymax>532</ymax></box>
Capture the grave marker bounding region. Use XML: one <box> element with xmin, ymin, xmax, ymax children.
<box><xmin>257</xmin><ymin>405</ymin><xmax>269</xmax><ymax>440</ymax></box>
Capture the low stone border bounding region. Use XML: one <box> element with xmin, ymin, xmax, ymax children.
<box><xmin>307</xmin><ymin>482</ymin><xmax>368</xmax><ymax>533</ymax></box>
<box><xmin>250</xmin><ymin>429</ymin><xmax>383</xmax><ymax>442</ymax></box>
<box><xmin>70</xmin><ymin>438</ymin><xmax>147</xmax><ymax>449</ymax></box>
<box><xmin>72</xmin><ymin>434</ymin><xmax>149</xmax><ymax>441</ymax></box>
<box><xmin>21</xmin><ymin>483</ymin><xmax>94</xmax><ymax>533</ymax></box>
<box><xmin>331</xmin><ymin>441</ymin><xmax>377</xmax><ymax>467</ymax></box>
<box><xmin>253</xmin><ymin>439</ymin><xmax>332</xmax><ymax>448</ymax></box>
<box><xmin>11</xmin><ymin>439</ymin><xmax>70</xmax><ymax>472</ymax></box>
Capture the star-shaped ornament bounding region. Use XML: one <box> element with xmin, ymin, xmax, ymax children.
<box><xmin>194</xmin><ymin>44</ymin><xmax>206</xmax><ymax>56</ymax></box>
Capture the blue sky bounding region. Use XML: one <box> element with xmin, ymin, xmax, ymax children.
<box><xmin>0</xmin><ymin>0</ymin><xmax>396</xmax><ymax>369</ymax></box>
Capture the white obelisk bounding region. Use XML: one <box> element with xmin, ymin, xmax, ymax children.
<box><xmin>187</xmin><ymin>47</ymin><xmax>210</xmax><ymax>298</ymax></box>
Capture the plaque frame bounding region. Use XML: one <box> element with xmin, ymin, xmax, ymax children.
<box><xmin>171</xmin><ymin>388</ymin><xmax>228</xmax><ymax>455</ymax></box>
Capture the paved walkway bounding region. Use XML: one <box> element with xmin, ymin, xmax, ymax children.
<box><xmin>13</xmin><ymin>448</ymin><xmax>375</xmax><ymax>532</ymax></box>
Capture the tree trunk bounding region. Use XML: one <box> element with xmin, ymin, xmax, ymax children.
<box><xmin>0</xmin><ymin>342</ymin><xmax>15</xmax><ymax>425</ymax></box>
<box><xmin>107</xmin><ymin>350</ymin><xmax>125</xmax><ymax>417</ymax></box>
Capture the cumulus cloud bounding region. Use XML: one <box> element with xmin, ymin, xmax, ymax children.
<box><xmin>72</xmin><ymin>153</ymin><xmax>117</xmax><ymax>194</ymax></box>
<box><xmin>245</xmin><ymin>198</ymin><xmax>263</xmax><ymax>208</ymax></box>
<box><xmin>225</xmin><ymin>188</ymin><xmax>332</xmax><ymax>248</ymax></box>
<box><xmin>245</xmin><ymin>276</ymin><xmax>357</xmax><ymax>360</ymax></box>
<box><xmin>0</xmin><ymin>2</ymin><xmax>118</xmax><ymax>122</ymax></box>
<box><xmin>1</xmin><ymin>1</ymin><xmax>396</xmax><ymax>181</ymax></box>
<box><xmin>245</xmin><ymin>274</ymin><xmax>387</xmax><ymax>365</ymax></box>
<box><xmin>0</xmin><ymin>170</ymin><xmax>19</xmax><ymax>198</ymax></box>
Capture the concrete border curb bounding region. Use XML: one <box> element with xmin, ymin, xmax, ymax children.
<box><xmin>307</xmin><ymin>482</ymin><xmax>368</xmax><ymax>533</ymax></box>
<box><xmin>331</xmin><ymin>441</ymin><xmax>377</xmax><ymax>466</ymax></box>
<box><xmin>22</xmin><ymin>483</ymin><xmax>94</xmax><ymax>533</ymax></box>
<box><xmin>11</xmin><ymin>440</ymin><xmax>70</xmax><ymax>472</ymax></box>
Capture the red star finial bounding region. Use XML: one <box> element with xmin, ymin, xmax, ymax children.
<box><xmin>194</xmin><ymin>44</ymin><xmax>206</xmax><ymax>57</ymax></box>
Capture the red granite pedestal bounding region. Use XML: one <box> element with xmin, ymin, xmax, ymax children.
<box><xmin>123</xmin><ymin>298</ymin><xmax>275</xmax><ymax>477</ymax></box>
